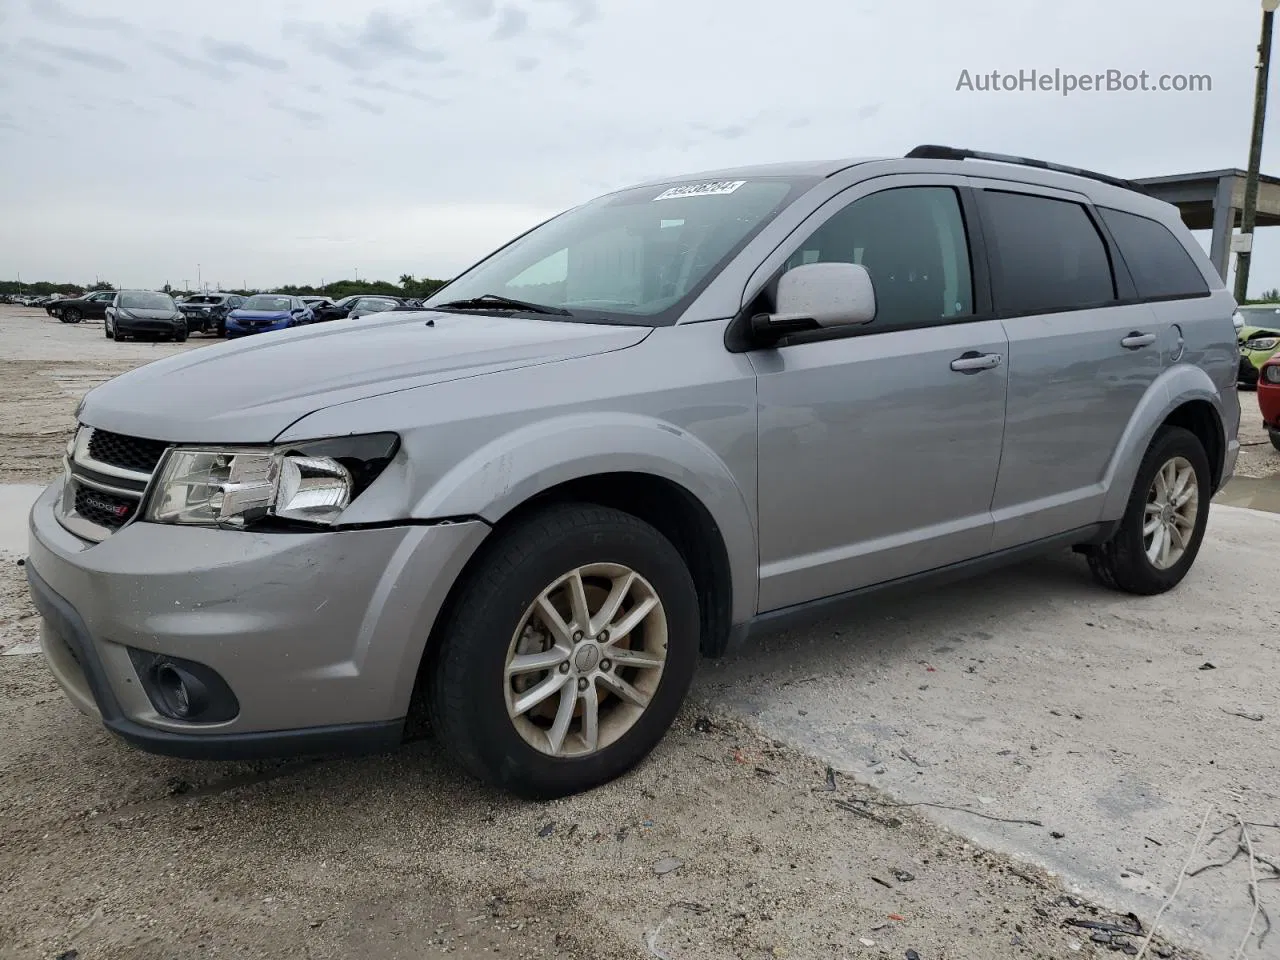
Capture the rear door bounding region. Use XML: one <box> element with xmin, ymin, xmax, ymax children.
<box><xmin>749</xmin><ymin>175</ymin><xmax>1010</xmax><ymax>611</ymax></box>
<box><xmin>971</xmin><ymin>181</ymin><xmax>1164</xmax><ymax>550</ymax></box>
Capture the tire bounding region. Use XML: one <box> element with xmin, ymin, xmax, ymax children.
<box><xmin>427</xmin><ymin>502</ymin><xmax>700</xmax><ymax>800</ymax></box>
<box><xmin>63</xmin><ymin>309</ymin><xmax>80</xmax><ymax>324</ymax></box>
<box><xmin>112</xmin><ymin>323</ymin><xmax>125</xmax><ymax>342</ymax></box>
<box><xmin>103</xmin><ymin>317</ymin><xmax>111</xmax><ymax>338</ymax></box>
<box><xmin>174</xmin><ymin>328</ymin><xmax>188</xmax><ymax>343</ymax></box>
<box><xmin>1087</xmin><ymin>425</ymin><xmax>1211</xmax><ymax>595</ymax></box>
<box><xmin>1270</xmin><ymin>427</ymin><xmax>1280</xmax><ymax>453</ymax></box>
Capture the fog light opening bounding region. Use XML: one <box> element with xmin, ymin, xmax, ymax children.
<box><xmin>153</xmin><ymin>663</ymin><xmax>210</xmax><ymax>719</ymax></box>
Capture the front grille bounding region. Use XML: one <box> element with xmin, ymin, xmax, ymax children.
<box><xmin>56</xmin><ymin>426</ymin><xmax>171</xmax><ymax>542</ymax></box>
<box><xmin>87</xmin><ymin>429</ymin><xmax>169</xmax><ymax>474</ymax></box>
<box><xmin>73</xmin><ymin>485</ymin><xmax>137</xmax><ymax>530</ymax></box>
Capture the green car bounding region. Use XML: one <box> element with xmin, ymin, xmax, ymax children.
<box><xmin>1237</xmin><ymin>304</ymin><xmax>1280</xmax><ymax>387</ymax></box>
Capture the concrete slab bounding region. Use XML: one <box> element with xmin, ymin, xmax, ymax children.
<box><xmin>699</xmin><ymin>503</ymin><xmax>1280</xmax><ymax>960</ymax></box>
<box><xmin>1216</xmin><ymin>474</ymin><xmax>1280</xmax><ymax>514</ymax></box>
<box><xmin>0</xmin><ymin>484</ymin><xmax>43</xmax><ymax>555</ymax></box>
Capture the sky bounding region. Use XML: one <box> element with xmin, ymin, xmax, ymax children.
<box><xmin>0</xmin><ymin>0</ymin><xmax>1278</xmax><ymax>294</ymax></box>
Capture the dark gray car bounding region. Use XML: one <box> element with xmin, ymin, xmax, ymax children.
<box><xmin>26</xmin><ymin>147</ymin><xmax>1240</xmax><ymax>799</ymax></box>
<box><xmin>104</xmin><ymin>290</ymin><xmax>187</xmax><ymax>342</ymax></box>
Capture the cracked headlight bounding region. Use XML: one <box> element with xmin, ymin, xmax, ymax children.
<box><xmin>144</xmin><ymin>433</ymin><xmax>399</xmax><ymax>529</ymax></box>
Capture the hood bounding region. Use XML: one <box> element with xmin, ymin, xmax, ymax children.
<box><xmin>78</xmin><ymin>310</ymin><xmax>652</xmax><ymax>443</ymax></box>
<box><xmin>1240</xmin><ymin>325</ymin><xmax>1280</xmax><ymax>339</ymax></box>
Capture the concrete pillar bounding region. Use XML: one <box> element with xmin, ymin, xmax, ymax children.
<box><xmin>1209</xmin><ymin>175</ymin><xmax>1238</xmax><ymax>283</ymax></box>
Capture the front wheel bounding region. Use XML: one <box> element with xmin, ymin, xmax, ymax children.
<box><xmin>103</xmin><ymin>316</ymin><xmax>111</xmax><ymax>338</ymax></box>
<box><xmin>174</xmin><ymin>327</ymin><xmax>188</xmax><ymax>343</ymax></box>
<box><xmin>1087</xmin><ymin>425</ymin><xmax>1211</xmax><ymax>595</ymax></box>
<box><xmin>1270</xmin><ymin>426</ymin><xmax>1280</xmax><ymax>453</ymax></box>
<box><xmin>427</xmin><ymin>503</ymin><xmax>700</xmax><ymax>800</ymax></box>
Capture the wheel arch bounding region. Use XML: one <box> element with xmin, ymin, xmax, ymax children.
<box><xmin>1100</xmin><ymin>365</ymin><xmax>1231</xmax><ymax>520</ymax></box>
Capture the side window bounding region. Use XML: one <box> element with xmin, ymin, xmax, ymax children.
<box><xmin>1097</xmin><ymin>206</ymin><xmax>1210</xmax><ymax>300</ymax></box>
<box><xmin>783</xmin><ymin>186</ymin><xmax>974</xmax><ymax>331</ymax></box>
<box><xmin>980</xmin><ymin>190</ymin><xmax>1116</xmax><ymax>315</ymax></box>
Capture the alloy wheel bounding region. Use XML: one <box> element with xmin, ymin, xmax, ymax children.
<box><xmin>504</xmin><ymin>562</ymin><xmax>668</xmax><ymax>758</ymax></box>
<box><xmin>1143</xmin><ymin>455</ymin><xmax>1199</xmax><ymax>570</ymax></box>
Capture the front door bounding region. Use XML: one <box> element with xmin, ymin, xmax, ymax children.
<box><xmin>749</xmin><ymin>178</ymin><xmax>1010</xmax><ymax>612</ymax></box>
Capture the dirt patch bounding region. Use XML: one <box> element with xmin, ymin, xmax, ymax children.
<box><xmin>0</xmin><ymin>639</ymin><xmax>1193</xmax><ymax>960</ymax></box>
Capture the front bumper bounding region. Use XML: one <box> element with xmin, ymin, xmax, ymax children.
<box><xmin>119</xmin><ymin>317</ymin><xmax>186</xmax><ymax>335</ymax></box>
<box><xmin>226</xmin><ymin>318</ymin><xmax>291</xmax><ymax>337</ymax></box>
<box><xmin>25</xmin><ymin>479</ymin><xmax>489</xmax><ymax>760</ymax></box>
<box><xmin>1239</xmin><ymin>354</ymin><xmax>1260</xmax><ymax>385</ymax></box>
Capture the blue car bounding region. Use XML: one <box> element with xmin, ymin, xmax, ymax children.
<box><xmin>224</xmin><ymin>294</ymin><xmax>313</xmax><ymax>338</ymax></box>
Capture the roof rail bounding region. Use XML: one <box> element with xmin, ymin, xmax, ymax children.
<box><xmin>905</xmin><ymin>144</ymin><xmax>1149</xmax><ymax>195</ymax></box>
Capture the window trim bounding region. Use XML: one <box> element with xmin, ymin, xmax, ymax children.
<box><xmin>725</xmin><ymin>178</ymin><xmax>994</xmax><ymax>353</ymax></box>
<box><xmin>1094</xmin><ymin>204</ymin><xmax>1213</xmax><ymax>304</ymax></box>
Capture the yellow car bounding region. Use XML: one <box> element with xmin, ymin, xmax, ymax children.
<box><xmin>1237</xmin><ymin>304</ymin><xmax>1280</xmax><ymax>387</ymax></box>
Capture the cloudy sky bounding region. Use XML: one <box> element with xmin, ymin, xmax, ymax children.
<box><xmin>0</xmin><ymin>0</ymin><xmax>1278</xmax><ymax>293</ymax></box>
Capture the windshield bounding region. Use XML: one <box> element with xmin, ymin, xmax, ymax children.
<box><xmin>424</xmin><ymin>176</ymin><xmax>814</xmax><ymax>325</ymax></box>
<box><xmin>242</xmin><ymin>295</ymin><xmax>292</xmax><ymax>311</ymax></box>
<box><xmin>1240</xmin><ymin>305</ymin><xmax>1280</xmax><ymax>320</ymax></box>
<box><xmin>120</xmin><ymin>292</ymin><xmax>175</xmax><ymax>311</ymax></box>
<box><xmin>185</xmin><ymin>295</ymin><xmax>220</xmax><ymax>305</ymax></box>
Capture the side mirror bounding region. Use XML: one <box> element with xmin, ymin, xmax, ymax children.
<box><xmin>754</xmin><ymin>261</ymin><xmax>876</xmax><ymax>338</ymax></box>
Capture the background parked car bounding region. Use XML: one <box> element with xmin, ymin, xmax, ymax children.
<box><xmin>52</xmin><ymin>290</ymin><xmax>116</xmax><ymax>323</ymax></box>
<box><xmin>347</xmin><ymin>296</ymin><xmax>403</xmax><ymax>319</ymax></box>
<box><xmin>43</xmin><ymin>293</ymin><xmax>79</xmax><ymax>316</ymax></box>
<box><xmin>310</xmin><ymin>295</ymin><xmax>364</xmax><ymax>322</ymax></box>
<box><xmin>224</xmin><ymin>294</ymin><xmax>312</xmax><ymax>338</ymax></box>
<box><xmin>300</xmin><ymin>296</ymin><xmax>335</xmax><ymax>317</ymax></box>
<box><xmin>177</xmin><ymin>293</ymin><xmax>246</xmax><ymax>337</ymax></box>
<box><xmin>1237</xmin><ymin>304</ymin><xmax>1280</xmax><ymax>387</ymax></box>
<box><xmin>105</xmin><ymin>290</ymin><xmax>188</xmax><ymax>342</ymax></box>
<box><xmin>1259</xmin><ymin>355</ymin><xmax>1280</xmax><ymax>452</ymax></box>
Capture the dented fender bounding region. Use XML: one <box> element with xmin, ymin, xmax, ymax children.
<box><xmin>409</xmin><ymin>412</ymin><xmax>759</xmax><ymax>626</ymax></box>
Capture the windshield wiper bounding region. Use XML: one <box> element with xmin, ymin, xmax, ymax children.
<box><xmin>432</xmin><ymin>293</ymin><xmax>573</xmax><ymax>317</ymax></box>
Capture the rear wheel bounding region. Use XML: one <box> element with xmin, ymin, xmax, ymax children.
<box><xmin>427</xmin><ymin>503</ymin><xmax>700</xmax><ymax>800</ymax></box>
<box><xmin>63</xmin><ymin>308</ymin><xmax>80</xmax><ymax>324</ymax></box>
<box><xmin>1270</xmin><ymin>426</ymin><xmax>1280</xmax><ymax>453</ymax></box>
<box><xmin>1087</xmin><ymin>426</ymin><xmax>1210</xmax><ymax>595</ymax></box>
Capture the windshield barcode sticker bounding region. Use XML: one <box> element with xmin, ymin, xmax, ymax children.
<box><xmin>653</xmin><ymin>180</ymin><xmax>746</xmax><ymax>200</ymax></box>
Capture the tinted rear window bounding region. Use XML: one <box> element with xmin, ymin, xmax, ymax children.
<box><xmin>1097</xmin><ymin>207</ymin><xmax>1209</xmax><ymax>300</ymax></box>
<box><xmin>980</xmin><ymin>190</ymin><xmax>1116</xmax><ymax>315</ymax></box>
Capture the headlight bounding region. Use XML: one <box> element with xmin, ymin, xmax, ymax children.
<box><xmin>1264</xmin><ymin>364</ymin><xmax>1280</xmax><ymax>385</ymax></box>
<box><xmin>1245</xmin><ymin>337</ymin><xmax>1279</xmax><ymax>351</ymax></box>
<box><xmin>144</xmin><ymin>433</ymin><xmax>399</xmax><ymax>529</ymax></box>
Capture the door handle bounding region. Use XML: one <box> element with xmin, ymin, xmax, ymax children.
<box><xmin>950</xmin><ymin>351</ymin><xmax>1003</xmax><ymax>373</ymax></box>
<box><xmin>1120</xmin><ymin>331</ymin><xmax>1157</xmax><ymax>349</ymax></box>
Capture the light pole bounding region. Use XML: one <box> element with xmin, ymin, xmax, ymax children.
<box><xmin>1235</xmin><ymin>0</ymin><xmax>1279</xmax><ymax>303</ymax></box>
<box><xmin>197</xmin><ymin>263</ymin><xmax>202</xmax><ymax>293</ymax></box>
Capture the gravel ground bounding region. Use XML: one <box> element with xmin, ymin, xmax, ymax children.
<box><xmin>0</xmin><ymin>306</ymin><xmax>202</xmax><ymax>484</ymax></box>
<box><xmin>0</xmin><ymin>605</ymin><xmax>1192</xmax><ymax>960</ymax></box>
<box><xmin>0</xmin><ymin>302</ymin><xmax>1265</xmax><ymax>960</ymax></box>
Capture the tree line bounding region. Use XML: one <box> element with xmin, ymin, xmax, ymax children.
<box><xmin>1</xmin><ymin>274</ymin><xmax>449</xmax><ymax>300</ymax></box>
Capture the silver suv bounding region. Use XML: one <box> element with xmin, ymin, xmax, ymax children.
<box><xmin>25</xmin><ymin>146</ymin><xmax>1240</xmax><ymax>799</ymax></box>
